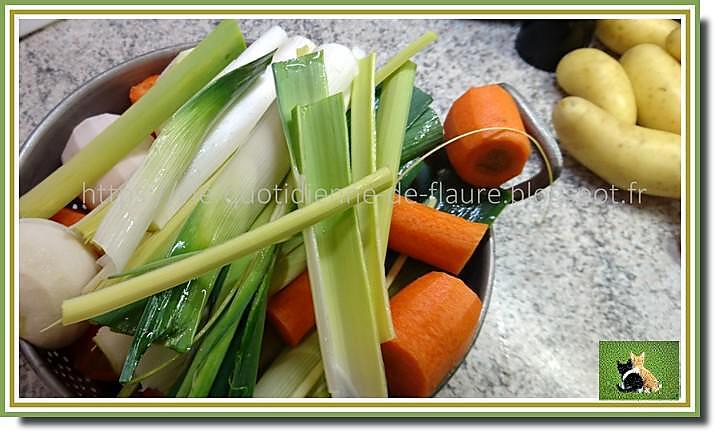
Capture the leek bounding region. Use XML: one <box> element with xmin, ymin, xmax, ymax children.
<box><xmin>71</xmin><ymin>194</ymin><xmax>113</xmax><ymax>243</ymax></box>
<box><xmin>225</xmin><ymin>256</ymin><xmax>275</xmax><ymax>397</ymax></box>
<box><xmin>151</xmin><ymin>35</ymin><xmax>316</xmax><ymax>229</ymax></box>
<box><xmin>274</xmin><ymin>50</ymin><xmax>387</xmax><ymax>396</ymax></box>
<box><xmin>404</xmin><ymin>87</ymin><xmax>434</xmax><ymax>129</ymax></box>
<box><xmin>265</xmin><ymin>86</ymin><xmax>442</xmax><ymax>297</ymax></box>
<box><xmin>254</xmin><ymin>332</ymin><xmax>322</xmax><ymax>398</ymax></box>
<box><xmin>350</xmin><ymin>53</ymin><xmax>394</xmax><ymax>341</ymax></box>
<box><xmin>117</xmin><ymin>104</ymin><xmax>290</xmax><ymax>381</ymax></box>
<box><xmin>293</xmin><ymin>94</ymin><xmax>388</xmax><ymax>397</ymax></box>
<box><xmin>92</xmin><ymin>51</ymin><xmax>274</xmax><ymax>274</ymax></box>
<box><xmin>19</xmin><ymin>20</ymin><xmax>247</xmax><ymax>218</ymax></box>
<box><xmin>174</xmin><ymin>214</ymin><xmax>278</xmax><ymax>397</ymax></box>
<box><xmin>62</xmin><ymin>168</ymin><xmax>393</xmax><ymax>327</ymax></box>
<box><xmin>268</xmin><ymin>236</ymin><xmax>307</xmax><ymax>295</ymax></box>
<box><xmin>400</xmin><ymin>107</ymin><xmax>444</xmax><ymax>163</ymax></box>
<box><xmin>211</xmin><ymin>25</ymin><xmax>288</xmax><ymax>82</ymax></box>
<box><xmin>375</xmin><ymin>62</ymin><xmax>417</xmax><ymax>260</ymax></box>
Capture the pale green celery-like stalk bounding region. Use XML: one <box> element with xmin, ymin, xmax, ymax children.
<box><xmin>92</xmin><ymin>51</ymin><xmax>274</xmax><ymax>274</ymax></box>
<box><xmin>374</xmin><ymin>31</ymin><xmax>436</xmax><ymax>85</ymax></box>
<box><xmin>294</xmin><ymin>94</ymin><xmax>387</xmax><ymax>397</ymax></box>
<box><xmin>254</xmin><ymin>332</ymin><xmax>322</xmax><ymax>398</ymax></box>
<box><xmin>350</xmin><ymin>53</ymin><xmax>394</xmax><ymax>342</ymax></box>
<box><xmin>375</xmin><ymin>62</ymin><xmax>417</xmax><ymax>260</ymax></box>
<box><xmin>19</xmin><ymin>20</ymin><xmax>247</xmax><ymax>218</ymax></box>
<box><xmin>61</xmin><ymin>168</ymin><xmax>393</xmax><ymax>325</ymax></box>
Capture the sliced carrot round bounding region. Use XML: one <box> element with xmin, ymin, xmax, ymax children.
<box><xmin>381</xmin><ymin>272</ymin><xmax>482</xmax><ymax>397</ymax></box>
<box><xmin>444</xmin><ymin>84</ymin><xmax>531</xmax><ymax>187</ymax></box>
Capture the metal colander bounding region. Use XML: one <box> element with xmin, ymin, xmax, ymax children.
<box><xmin>18</xmin><ymin>42</ymin><xmax>561</xmax><ymax>398</ymax></box>
<box><xmin>21</xmin><ymin>340</ymin><xmax>118</xmax><ymax>397</ymax></box>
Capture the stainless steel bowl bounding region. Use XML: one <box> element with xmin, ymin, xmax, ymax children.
<box><xmin>19</xmin><ymin>44</ymin><xmax>562</xmax><ymax>397</ymax></box>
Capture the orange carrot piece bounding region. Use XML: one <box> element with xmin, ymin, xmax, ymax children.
<box><xmin>50</xmin><ymin>207</ymin><xmax>86</xmax><ymax>227</ymax></box>
<box><xmin>381</xmin><ymin>272</ymin><xmax>482</xmax><ymax>397</ymax></box>
<box><xmin>66</xmin><ymin>325</ymin><xmax>118</xmax><ymax>382</ymax></box>
<box><xmin>388</xmin><ymin>195</ymin><xmax>488</xmax><ymax>274</ymax></box>
<box><xmin>129</xmin><ymin>74</ymin><xmax>160</xmax><ymax>104</ymax></box>
<box><xmin>444</xmin><ymin>84</ymin><xmax>531</xmax><ymax>187</ymax></box>
<box><xmin>266</xmin><ymin>272</ymin><xmax>316</xmax><ymax>347</ymax></box>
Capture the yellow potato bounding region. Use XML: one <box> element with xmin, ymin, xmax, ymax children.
<box><xmin>552</xmin><ymin>96</ymin><xmax>680</xmax><ymax>198</ymax></box>
<box><xmin>556</xmin><ymin>48</ymin><xmax>636</xmax><ymax>124</ymax></box>
<box><xmin>595</xmin><ymin>19</ymin><xmax>679</xmax><ymax>54</ymax></box>
<box><xmin>620</xmin><ymin>44</ymin><xmax>681</xmax><ymax>133</ymax></box>
<box><xmin>665</xmin><ymin>26</ymin><xmax>681</xmax><ymax>61</ymax></box>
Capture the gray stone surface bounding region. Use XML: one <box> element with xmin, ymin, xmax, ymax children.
<box><xmin>18</xmin><ymin>18</ymin><xmax>681</xmax><ymax>398</ymax></box>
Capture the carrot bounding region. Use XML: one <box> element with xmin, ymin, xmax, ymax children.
<box><xmin>266</xmin><ymin>272</ymin><xmax>315</xmax><ymax>347</ymax></box>
<box><xmin>50</xmin><ymin>207</ymin><xmax>86</xmax><ymax>227</ymax></box>
<box><xmin>66</xmin><ymin>325</ymin><xmax>118</xmax><ymax>382</ymax></box>
<box><xmin>388</xmin><ymin>195</ymin><xmax>488</xmax><ymax>274</ymax></box>
<box><xmin>129</xmin><ymin>74</ymin><xmax>160</xmax><ymax>104</ymax></box>
<box><xmin>381</xmin><ymin>272</ymin><xmax>482</xmax><ymax>397</ymax></box>
<box><xmin>444</xmin><ymin>84</ymin><xmax>531</xmax><ymax>187</ymax></box>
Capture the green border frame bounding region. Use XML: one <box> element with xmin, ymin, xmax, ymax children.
<box><xmin>1</xmin><ymin>1</ymin><xmax>700</xmax><ymax>419</ymax></box>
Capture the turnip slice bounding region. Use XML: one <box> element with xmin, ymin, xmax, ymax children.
<box><xmin>19</xmin><ymin>219</ymin><xmax>98</xmax><ymax>349</ymax></box>
<box><xmin>62</xmin><ymin>113</ymin><xmax>151</xmax><ymax>209</ymax></box>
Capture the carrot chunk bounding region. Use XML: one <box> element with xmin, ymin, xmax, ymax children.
<box><xmin>266</xmin><ymin>272</ymin><xmax>315</xmax><ymax>347</ymax></box>
<box><xmin>381</xmin><ymin>272</ymin><xmax>482</xmax><ymax>397</ymax></box>
<box><xmin>444</xmin><ymin>84</ymin><xmax>531</xmax><ymax>187</ymax></box>
<box><xmin>50</xmin><ymin>207</ymin><xmax>85</xmax><ymax>227</ymax></box>
<box><xmin>129</xmin><ymin>74</ymin><xmax>160</xmax><ymax>104</ymax></box>
<box><xmin>388</xmin><ymin>195</ymin><xmax>488</xmax><ymax>274</ymax></box>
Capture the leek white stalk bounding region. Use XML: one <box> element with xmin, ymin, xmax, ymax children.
<box><xmin>211</xmin><ymin>25</ymin><xmax>287</xmax><ymax>83</ymax></box>
<box><xmin>151</xmin><ymin>35</ymin><xmax>317</xmax><ymax>229</ymax></box>
<box><xmin>92</xmin><ymin>51</ymin><xmax>274</xmax><ymax>273</ymax></box>
<box><xmin>116</xmin><ymin>103</ymin><xmax>291</xmax><ymax>379</ymax></box>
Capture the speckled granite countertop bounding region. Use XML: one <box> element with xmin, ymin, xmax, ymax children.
<box><xmin>18</xmin><ymin>19</ymin><xmax>681</xmax><ymax>398</ymax></box>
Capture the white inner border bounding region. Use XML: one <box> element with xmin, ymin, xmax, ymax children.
<box><xmin>4</xmin><ymin>3</ymin><xmax>697</xmax><ymax>415</ymax></box>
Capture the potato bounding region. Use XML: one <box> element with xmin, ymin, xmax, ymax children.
<box><xmin>556</xmin><ymin>48</ymin><xmax>637</xmax><ymax>124</ymax></box>
<box><xmin>552</xmin><ymin>96</ymin><xmax>680</xmax><ymax>198</ymax></box>
<box><xmin>665</xmin><ymin>26</ymin><xmax>681</xmax><ymax>61</ymax></box>
<box><xmin>620</xmin><ymin>44</ymin><xmax>681</xmax><ymax>133</ymax></box>
<box><xmin>595</xmin><ymin>19</ymin><xmax>679</xmax><ymax>54</ymax></box>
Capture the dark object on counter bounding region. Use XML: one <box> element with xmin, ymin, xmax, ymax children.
<box><xmin>515</xmin><ymin>20</ymin><xmax>596</xmax><ymax>72</ymax></box>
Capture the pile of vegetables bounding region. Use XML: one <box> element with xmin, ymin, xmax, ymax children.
<box><xmin>552</xmin><ymin>19</ymin><xmax>682</xmax><ymax>198</ymax></box>
<box><xmin>19</xmin><ymin>20</ymin><xmax>538</xmax><ymax>398</ymax></box>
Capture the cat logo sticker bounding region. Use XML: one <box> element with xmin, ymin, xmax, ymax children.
<box><xmin>599</xmin><ymin>341</ymin><xmax>679</xmax><ymax>400</ymax></box>
<box><xmin>616</xmin><ymin>352</ymin><xmax>662</xmax><ymax>394</ymax></box>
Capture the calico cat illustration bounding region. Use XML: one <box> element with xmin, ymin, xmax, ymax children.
<box><xmin>616</xmin><ymin>359</ymin><xmax>644</xmax><ymax>393</ymax></box>
<box><xmin>630</xmin><ymin>352</ymin><xmax>662</xmax><ymax>393</ymax></box>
